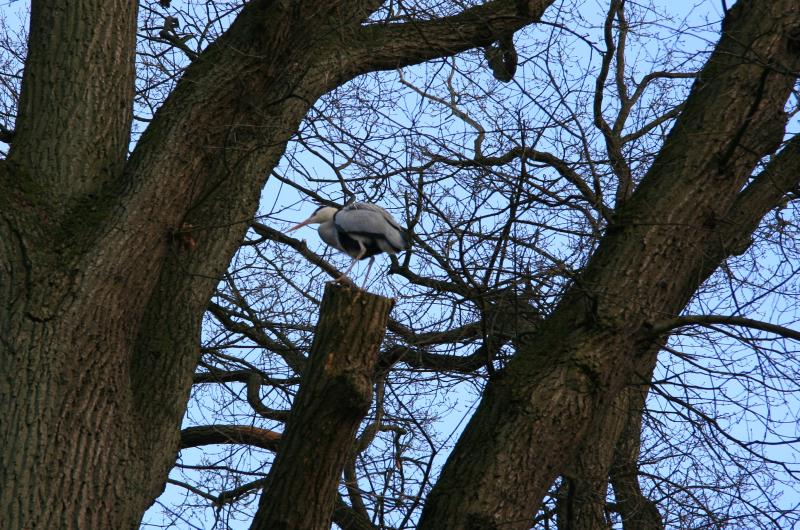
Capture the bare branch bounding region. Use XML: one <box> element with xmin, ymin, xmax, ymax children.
<box><xmin>347</xmin><ymin>0</ymin><xmax>556</xmax><ymax>76</ymax></box>
<box><xmin>179</xmin><ymin>425</ymin><xmax>281</xmax><ymax>452</ymax></box>
<box><xmin>651</xmin><ymin>315</ymin><xmax>800</xmax><ymax>341</ymax></box>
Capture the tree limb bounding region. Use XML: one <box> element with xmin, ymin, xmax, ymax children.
<box><xmin>651</xmin><ymin>315</ymin><xmax>800</xmax><ymax>341</ymax></box>
<box><xmin>180</xmin><ymin>425</ymin><xmax>280</xmax><ymax>452</ymax></box>
<box><xmin>345</xmin><ymin>0</ymin><xmax>556</xmax><ymax>76</ymax></box>
<box><xmin>9</xmin><ymin>0</ymin><xmax>136</xmax><ymax>200</ymax></box>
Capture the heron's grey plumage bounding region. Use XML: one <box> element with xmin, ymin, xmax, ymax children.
<box><xmin>317</xmin><ymin>220</ymin><xmax>344</xmax><ymax>252</ymax></box>
<box><xmin>287</xmin><ymin>202</ymin><xmax>409</xmax><ymax>288</ymax></box>
<box><xmin>334</xmin><ymin>203</ymin><xmax>409</xmax><ymax>254</ymax></box>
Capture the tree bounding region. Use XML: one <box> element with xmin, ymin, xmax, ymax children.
<box><xmin>1</xmin><ymin>0</ymin><xmax>799</xmax><ymax>529</ymax></box>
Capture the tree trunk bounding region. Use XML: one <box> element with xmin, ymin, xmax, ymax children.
<box><xmin>0</xmin><ymin>1</ymin><xmax>145</xmax><ymax>527</ymax></box>
<box><xmin>251</xmin><ymin>283</ymin><xmax>393</xmax><ymax>530</ymax></box>
<box><xmin>554</xmin><ymin>341</ymin><xmax>663</xmax><ymax>530</ymax></box>
<box><xmin>418</xmin><ymin>2</ymin><xmax>800</xmax><ymax>528</ymax></box>
<box><xmin>556</xmin><ymin>478</ymin><xmax>609</xmax><ymax>530</ymax></box>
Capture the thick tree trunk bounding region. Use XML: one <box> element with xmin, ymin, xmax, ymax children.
<box><xmin>0</xmin><ymin>1</ymin><xmax>352</xmax><ymax>527</ymax></box>
<box><xmin>418</xmin><ymin>2</ymin><xmax>800</xmax><ymax>528</ymax></box>
<box><xmin>251</xmin><ymin>283</ymin><xmax>394</xmax><ymax>530</ymax></box>
<box><xmin>0</xmin><ymin>1</ymin><xmax>144</xmax><ymax>527</ymax></box>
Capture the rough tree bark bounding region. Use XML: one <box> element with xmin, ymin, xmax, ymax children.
<box><xmin>0</xmin><ymin>1</ymin><xmax>557</xmax><ymax>526</ymax></box>
<box><xmin>610</xmin><ymin>386</ymin><xmax>664</xmax><ymax>530</ymax></box>
<box><xmin>553</xmin><ymin>380</ymin><xmax>663</xmax><ymax>530</ymax></box>
<box><xmin>555</xmin><ymin>389</ymin><xmax>630</xmax><ymax>530</ymax></box>
<box><xmin>418</xmin><ymin>2</ymin><xmax>800</xmax><ymax>528</ymax></box>
<box><xmin>252</xmin><ymin>283</ymin><xmax>394</xmax><ymax>530</ymax></box>
<box><xmin>554</xmin><ymin>343</ymin><xmax>663</xmax><ymax>530</ymax></box>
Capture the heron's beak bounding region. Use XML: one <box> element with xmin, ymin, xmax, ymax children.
<box><xmin>287</xmin><ymin>217</ymin><xmax>313</xmax><ymax>232</ymax></box>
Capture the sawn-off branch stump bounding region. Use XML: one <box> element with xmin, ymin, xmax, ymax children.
<box><xmin>252</xmin><ymin>282</ymin><xmax>395</xmax><ymax>530</ymax></box>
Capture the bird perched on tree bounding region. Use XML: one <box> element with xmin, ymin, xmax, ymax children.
<box><xmin>288</xmin><ymin>202</ymin><xmax>410</xmax><ymax>287</ymax></box>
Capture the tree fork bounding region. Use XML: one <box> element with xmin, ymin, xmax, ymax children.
<box><xmin>609</xmin><ymin>385</ymin><xmax>664</xmax><ymax>530</ymax></box>
<box><xmin>251</xmin><ymin>282</ymin><xmax>394</xmax><ymax>530</ymax></box>
<box><xmin>555</xmin><ymin>388</ymin><xmax>632</xmax><ymax>530</ymax></box>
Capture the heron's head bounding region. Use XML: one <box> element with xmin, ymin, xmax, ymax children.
<box><xmin>287</xmin><ymin>206</ymin><xmax>338</xmax><ymax>232</ymax></box>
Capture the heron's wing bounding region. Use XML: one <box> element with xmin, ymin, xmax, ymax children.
<box><xmin>336</xmin><ymin>203</ymin><xmax>409</xmax><ymax>252</ymax></box>
<box><xmin>342</xmin><ymin>203</ymin><xmax>404</xmax><ymax>231</ymax></box>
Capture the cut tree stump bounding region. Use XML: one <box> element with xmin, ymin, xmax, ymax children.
<box><xmin>252</xmin><ymin>282</ymin><xmax>395</xmax><ymax>530</ymax></box>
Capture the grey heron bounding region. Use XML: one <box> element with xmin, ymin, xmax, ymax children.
<box><xmin>288</xmin><ymin>202</ymin><xmax>410</xmax><ymax>287</ymax></box>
